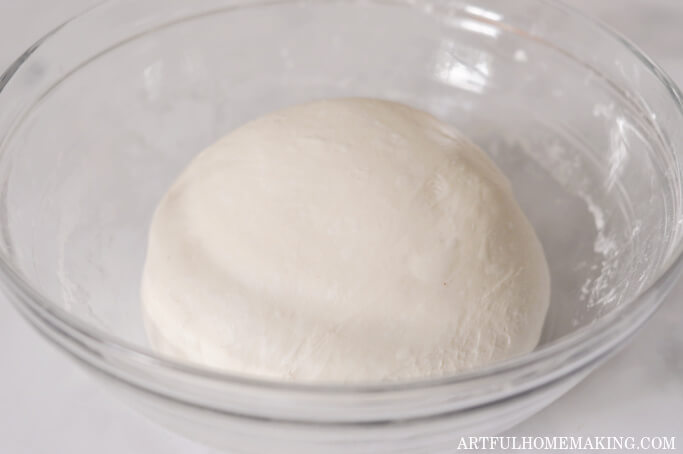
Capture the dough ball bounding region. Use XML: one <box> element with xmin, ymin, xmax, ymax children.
<box><xmin>142</xmin><ymin>98</ymin><xmax>550</xmax><ymax>382</ymax></box>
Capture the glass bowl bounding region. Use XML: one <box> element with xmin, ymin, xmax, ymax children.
<box><xmin>1</xmin><ymin>0</ymin><xmax>682</xmax><ymax>452</ymax></box>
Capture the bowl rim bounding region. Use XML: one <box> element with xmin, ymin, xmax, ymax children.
<box><xmin>1</xmin><ymin>0</ymin><xmax>683</xmax><ymax>413</ymax></box>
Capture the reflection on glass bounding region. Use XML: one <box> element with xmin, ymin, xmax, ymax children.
<box><xmin>433</xmin><ymin>40</ymin><xmax>491</xmax><ymax>93</ymax></box>
<box><xmin>458</xmin><ymin>19</ymin><xmax>500</xmax><ymax>38</ymax></box>
<box><xmin>464</xmin><ymin>5</ymin><xmax>503</xmax><ymax>22</ymax></box>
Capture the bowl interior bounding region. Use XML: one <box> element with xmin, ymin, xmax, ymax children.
<box><xmin>0</xmin><ymin>0</ymin><xmax>680</xmax><ymax>370</ymax></box>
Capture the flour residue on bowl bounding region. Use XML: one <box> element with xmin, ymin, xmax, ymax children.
<box><xmin>578</xmin><ymin>193</ymin><xmax>620</xmax><ymax>311</ymax></box>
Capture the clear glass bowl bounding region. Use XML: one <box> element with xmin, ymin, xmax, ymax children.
<box><xmin>1</xmin><ymin>0</ymin><xmax>682</xmax><ymax>452</ymax></box>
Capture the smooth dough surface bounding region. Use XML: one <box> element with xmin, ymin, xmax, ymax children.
<box><xmin>142</xmin><ymin>98</ymin><xmax>550</xmax><ymax>383</ymax></box>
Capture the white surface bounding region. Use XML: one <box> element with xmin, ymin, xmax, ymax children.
<box><xmin>0</xmin><ymin>1</ymin><xmax>681</xmax><ymax>452</ymax></box>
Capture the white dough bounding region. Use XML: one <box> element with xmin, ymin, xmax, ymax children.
<box><xmin>142</xmin><ymin>98</ymin><xmax>550</xmax><ymax>382</ymax></box>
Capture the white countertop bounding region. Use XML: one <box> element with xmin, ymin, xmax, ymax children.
<box><xmin>1</xmin><ymin>1</ymin><xmax>682</xmax><ymax>452</ymax></box>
